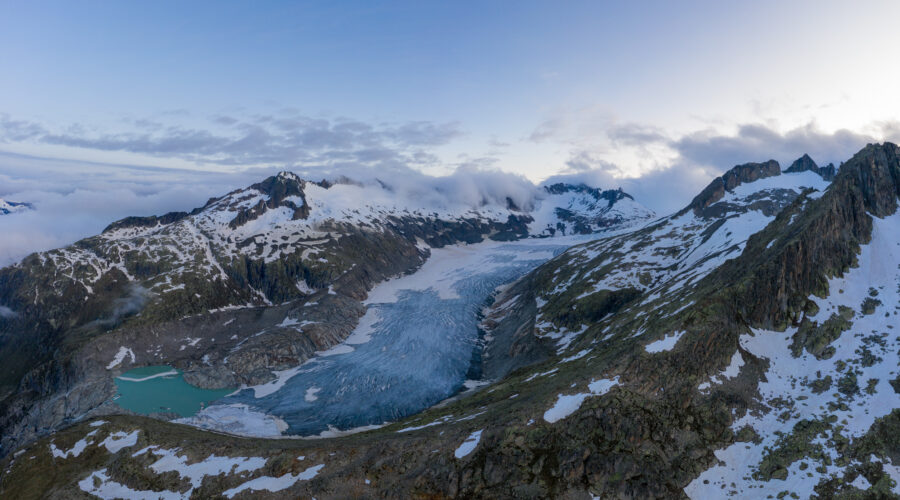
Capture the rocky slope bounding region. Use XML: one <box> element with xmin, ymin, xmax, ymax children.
<box><xmin>2</xmin><ymin>145</ymin><xmax>900</xmax><ymax>499</ymax></box>
<box><xmin>0</xmin><ymin>172</ymin><xmax>652</xmax><ymax>460</ymax></box>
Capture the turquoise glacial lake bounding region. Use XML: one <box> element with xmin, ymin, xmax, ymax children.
<box><xmin>114</xmin><ymin>365</ymin><xmax>236</xmax><ymax>417</ymax></box>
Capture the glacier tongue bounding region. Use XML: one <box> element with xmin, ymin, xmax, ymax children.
<box><xmin>185</xmin><ymin>237</ymin><xmax>590</xmax><ymax>437</ymax></box>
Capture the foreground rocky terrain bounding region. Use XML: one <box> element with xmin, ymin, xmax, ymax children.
<box><xmin>2</xmin><ymin>143</ymin><xmax>900</xmax><ymax>499</ymax></box>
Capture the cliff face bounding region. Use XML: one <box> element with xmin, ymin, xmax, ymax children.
<box><xmin>712</xmin><ymin>143</ymin><xmax>900</xmax><ymax>330</ymax></box>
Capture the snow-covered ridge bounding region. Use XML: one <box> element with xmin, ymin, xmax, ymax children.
<box><xmin>17</xmin><ymin>172</ymin><xmax>653</xmax><ymax>309</ymax></box>
<box><xmin>530</xmin><ymin>167</ymin><xmax>831</xmax><ymax>350</ymax></box>
<box><xmin>99</xmin><ymin>173</ymin><xmax>653</xmax><ymax>245</ymax></box>
<box><xmin>529</xmin><ymin>183</ymin><xmax>655</xmax><ymax>237</ymax></box>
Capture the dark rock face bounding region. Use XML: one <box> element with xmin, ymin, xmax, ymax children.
<box><xmin>688</xmin><ymin>160</ymin><xmax>781</xmax><ymax>214</ymax></box>
<box><xmin>722</xmin><ymin>160</ymin><xmax>781</xmax><ymax>190</ymax></box>
<box><xmin>819</xmin><ymin>163</ymin><xmax>837</xmax><ymax>181</ymax></box>
<box><xmin>104</xmin><ymin>211</ymin><xmax>193</xmax><ymax>232</ymax></box>
<box><xmin>784</xmin><ymin>154</ymin><xmax>837</xmax><ymax>181</ymax></box>
<box><xmin>839</xmin><ymin>143</ymin><xmax>900</xmax><ymax>217</ymax></box>
<box><xmin>229</xmin><ymin>172</ymin><xmax>311</xmax><ymax>229</ymax></box>
<box><xmin>785</xmin><ymin>153</ymin><xmax>819</xmax><ymax>174</ymax></box>
<box><xmin>707</xmin><ymin>142</ymin><xmax>900</xmax><ymax>331</ymax></box>
<box><xmin>478</xmin><ymin>275</ymin><xmax>554</xmax><ymax>380</ymax></box>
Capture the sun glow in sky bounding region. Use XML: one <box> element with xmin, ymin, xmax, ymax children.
<box><xmin>1</xmin><ymin>0</ymin><xmax>900</xmax><ymax>260</ymax></box>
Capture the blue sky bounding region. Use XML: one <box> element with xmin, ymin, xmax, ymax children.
<box><xmin>3</xmin><ymin>1</ymin><xmax>899</xmax><ymax>177</ymax></box>
<box><xmin>1</xmin><ymin>1</ymin><xmax>900</xmax><ymax>261</ymax></box>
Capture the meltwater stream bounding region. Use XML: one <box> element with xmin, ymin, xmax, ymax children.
<box><xmin>184</xmin><ymin>238</ymin><xmax>584</xmax><ymax>437</ymax></box>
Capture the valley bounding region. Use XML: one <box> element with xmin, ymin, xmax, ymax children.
<box><xmin>2</xmin><ymin>144</ymin><xmax>900</xmax><ymax>499</ymax></box>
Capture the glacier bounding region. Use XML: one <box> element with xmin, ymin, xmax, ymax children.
<box><xmin>185</xmin><ymin>237</ymin><xmax>589</xmax><ymax>437</ymax></box>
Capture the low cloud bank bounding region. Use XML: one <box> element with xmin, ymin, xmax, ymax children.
<box><xmin>2</xmin><ymin>117</ymin><xmax>898</xmax><ymax>267</ymax></box>
<box><xmin>547</xmin><ymin>120</ymin><xmax>900</xmax><ymax>215</ymax></box>
<box><xmin>84</xmin><ymin>285</ymin><xmax>150</xmax><ymax>330</ymax></box>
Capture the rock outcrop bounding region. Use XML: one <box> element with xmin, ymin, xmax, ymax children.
<box><xmin>784</xmin><ymin>153</ymin><xmax>819</xmax><ymax>174</ymax></box>
<box><xmin>784</xmin><ymin>153</ymin><xmax>837</xmax><ymax>181</ymax></box>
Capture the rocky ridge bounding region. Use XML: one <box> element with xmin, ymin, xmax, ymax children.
<box><xmin>784</xmin><ymin>153</ymin><xmax>837</xmax><ymax>181</ymax></box>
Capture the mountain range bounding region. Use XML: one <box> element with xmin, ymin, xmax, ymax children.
<box><xmin>1</xmin><ymin>144</ymin><xmax>899</xmax><ymax>499</ymax></box>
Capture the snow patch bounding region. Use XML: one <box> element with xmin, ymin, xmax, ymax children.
<box><xmin>304</xmin><ymin>386</ymin><xmax>321</xmax><ymax>402</ymax></box>
<box><xmin>106</xmin><ymin>346</ymin><xmax>135</xmax><ymax>369</ymax></box>
<box><xmin>79</xmin><ymin>469</ymin><xmax>183</xmax><ymax>500</ymax></box>
<box><xmin>697</xmin><ymin>350</ymin><xmax>745</xmax><ymax>391</ymax></box>
<box><xmin>100</xmin><ymin>430</ymin><xmax>139</xmax><ymax>453</ymax></box>
<box><xmin>544</xmin><ymin>377</ymin><xmax>620</xmax><ymax>423</ymax></box>
<box><xmin>223</xmin><ymin>464</ymin><xmax>324</xmax><ymax>498</ymax></box>
<box><xmin>50</xmin><ymin>438</ymin><xmax>90</xmax><ymax>459</ymax></box>
<box><xmin>454</xmin><ymin>430</ymin><xmax>483</xmax><ymax>459</ymax></box>
<box><xmin>644</xmin><ymin>330</ymin><xmax>685</xmax><ymax>353</ymax></box>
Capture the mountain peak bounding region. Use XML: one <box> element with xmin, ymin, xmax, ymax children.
<box><xmin>832</xmin><ymin>141</ymin><xmax>900</xmax><ymax>217</ymax></box>
<box><xmin>275</xmin><ymin>171</ymin><xmax>300</xmax><ymax>181</ymax></box>
<box><xmin>252</xmin><ymin>171</ymin><xmax>306</xmax><ymax>199</ymax></box>
<box><xmin>784</xmin><ymin>153</ymin><xmax>836</xmax><ymax>181</ymax></box>
<box><xmin>784</xmin><ymin>153</ymin><xmax>818</xmax><ymax>174</ymax></box>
